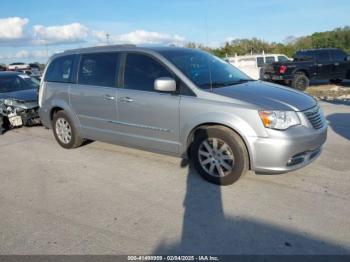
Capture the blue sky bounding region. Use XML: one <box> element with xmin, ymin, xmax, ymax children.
<box><xmin>0</xmin><ymin>0</ymin><xmax>349</xmax><ymax>63</ymax></box>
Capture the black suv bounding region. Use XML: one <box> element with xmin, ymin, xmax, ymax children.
<box><xmin>263</xmin><ymin>48</ymin><xmax>350</xmax><ymax>90</ymax></box>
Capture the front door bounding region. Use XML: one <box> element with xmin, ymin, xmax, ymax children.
<box><xmin>69</xmin><ymin>52</ymin><xmax>120</xmax><ymax>140</ymax></box>
<box><xmin>315</xmin><ymin>50</ymin><xmax>333</xmax><ymax>79</ymax></box>
<box><xmin>116</xmin><ymin>53</ymin><xmax>180</xmax><ymax>154</ymax></box>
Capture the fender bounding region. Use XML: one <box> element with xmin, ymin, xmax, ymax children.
<box><xmin>179</xmin><ymin>112</ymin><xmax>266</xmax><ymax>165</ymax></box>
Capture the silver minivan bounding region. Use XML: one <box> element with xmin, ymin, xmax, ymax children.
<box><xmin>38</xmin><ymin>45</ymin><xmax>327</xmax><ymax>185</ymax></box>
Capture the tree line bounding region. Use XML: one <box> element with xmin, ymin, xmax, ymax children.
<box><xmin>187</xmin><ymin>26</ymin><xmax>350</xmax><ymax>58</ymax></box>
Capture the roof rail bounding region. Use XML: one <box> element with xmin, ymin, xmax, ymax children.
<box><xmin>63</xmin><ymin>44</ymin><xmax>137</xmax><ymax>53</ymax></box>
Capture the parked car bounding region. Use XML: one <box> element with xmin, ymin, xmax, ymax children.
<box><xmin>263</xmin><ymin>48</ymin><xmax>350</xmax><ymax>90</ymax></box>
<box><xmin>7</xmin><ymin>62</ymin><xmax>30</xmax><ymax>71</ymax></box>
<box><xmin>0</xmin><ymin>72</ymin><xmax>40</xmax><ymax>134</ymax></box>
<box><xmin>225</xmin><ymin>53</ymin><xmax>291</xmax><ymax>79</ymax></box>
<box><xmin>39</xmin><ymin>46</ymin><xmax>327</xmax><ymax>185</ymax></box>
<box><xmin>0</xmin><ymin>65</ymin><xmax>6</xmax><ymax>71</ymax></box>
<box><xmin>17</xmin><ymin>69</ymin><xmax>42</xmax><ymax>80</ymax></box>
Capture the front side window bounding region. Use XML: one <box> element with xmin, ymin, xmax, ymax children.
<box><xmin>78</xmin><ymin>53</ymin><xmax>120</xmax><ymax>87</ymax></box>
<box><xmin>160</xmin><ymin>49</ymin><xmax>252</xmax><ymax>89</ymax></box>
<box><xmin>124</xmin><ymin>53</ymin><xmax>172</xmax><ymax>92</ymax></box>
<box><xmin>45</xmin><ymin>55</ymin><xmax>76</xmax><ymax>83</ymax></box>
<box><xmin>331</xmin><ymin>50</ymin><xmax>346</xmax><ymax>61</ymax></box>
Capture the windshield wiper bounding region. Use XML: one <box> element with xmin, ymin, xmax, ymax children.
<box><xmin>200</xmin><ymin>79</ymin><xmax>256</xmax><ymax>89</ymax></box>
<box><xmin>199</xmin><ymin>82</ymin><xmax>228</xmax><ymax>88</ymax></box>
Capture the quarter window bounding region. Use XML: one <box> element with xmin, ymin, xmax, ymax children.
<box><xmin>45</xmin><ymin>55</ymin><xmax>76</xmax><ymax>83</ymax></box>
<box><xmin>124</xmin><ymin>53</ymin><xmax>172</xmax><ymax>92</ymax></box>
<box><xmin>78</xmin><ymin>53</ymin><xmax>120</xmax><ymax>87</ymax></box>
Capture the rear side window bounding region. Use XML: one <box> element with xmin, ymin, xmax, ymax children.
<box><xmin>124</xmin><ymin>53</ymin><xmax>172</xmax><ymax>92</ymax></box>
<box><xmin>317</xmin><ymin>51</ymin><xmax>330</xmax><ymax>62</ymax></box>
<box><xmin>265</xmin><ymin>56</ymin><xmax>275</xmax><ymax>64</ymax></box>
<box><xmin>78</xmin><ymin>52</ymin><xmax>120</xmax><ymax>87</ymax></box>
<box><xmin>256</xmin><ymin>57</ymin><xmax>264</xmax><ymax>67</ymax></box>
<box><xmin>45</xmin><ymin>55</ymin><xmax>76</xmax><ymax>83</ymax></box>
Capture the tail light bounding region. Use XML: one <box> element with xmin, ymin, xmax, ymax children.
<box><xmin>279</xmin><ymin>65</ymin><xmax>287</xmax><ymax>74</ymax></box>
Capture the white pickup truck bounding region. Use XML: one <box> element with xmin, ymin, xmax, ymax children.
<box><xmin>225</xmin><ymin>53</ymin><xmax>291</xmax><ymax>80</ymax></box>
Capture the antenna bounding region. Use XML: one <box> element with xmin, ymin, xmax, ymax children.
<box><xmin>204</xmin><ymin>1</ymin><xmax>213</xmax><ymax>92</ymax></box>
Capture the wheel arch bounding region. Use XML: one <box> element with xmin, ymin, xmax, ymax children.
<box><xmin>185</xmin><ymin>123</ymin><xmax>253</xmax><ymax>170</ymax></box>
<box><xmin>293</xmin><ymin>68</ymin><xmax>310</xmax><ymax>78</ymax></box>
<box><xmin>47</xmin><ymin>99</ymin><xmax>81</xmax><ymax>131</ymax></box>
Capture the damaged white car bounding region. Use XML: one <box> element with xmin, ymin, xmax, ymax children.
<box><xmin>0</xmin><ymin>72</ymin><xmax>40</xmax><ymax>134</ymax></box>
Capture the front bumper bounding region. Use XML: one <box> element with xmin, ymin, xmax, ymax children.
<box><xmin>249</xmin><ymin>124</ymin><xmax>328</xmax><ymax>173</ymax></box>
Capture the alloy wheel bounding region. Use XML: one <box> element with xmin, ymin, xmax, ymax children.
<box><xmin>198</xmin><ymin>138</ymin><xmax>235</xmax><ymax>177</ymax></box>
<box><xmin>55</xmin><ymin>117</ymin><xmax>72</xmax><ymax>144</ymax></box>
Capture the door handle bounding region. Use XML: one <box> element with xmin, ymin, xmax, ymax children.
<box><xmin>104</xmin><ymin>94</ymin><xmax>115</xmax><ymax>100</ymax></box>
<box><xmin>334</xmin><ymin>62</ymin><xmax>339</xmax><ymax>66</ymax></box>
<box><xmin>317</xmin><ymin>64</ymin><xmax>323</xmax><ymax>67</ymax></box>
<box><xmin>121</xmin><ymin>97</ymin><xmax>134</xmax><ymax>103</ymax></box>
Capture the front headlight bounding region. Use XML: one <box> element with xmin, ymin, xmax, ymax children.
<box><xmin>259</xmin><ymin>110</ymin><xmax>300</xmax><ymax>130</ymax></box>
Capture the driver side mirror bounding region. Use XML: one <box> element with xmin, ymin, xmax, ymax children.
<box><xmin>347</xmin><ymin>56</ymin><xmax>350</xmax><ymax>61</ymax></box>
<box><xmin>154</xmin><ymin>77</ymin><xmax>176</xmax><ymax>92</ymax></box>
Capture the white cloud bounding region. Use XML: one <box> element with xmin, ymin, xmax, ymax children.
<box><xmin>91</xmin><ymin>30</ymin><xmax>108</xmax><ymax>43</ymax></box>
<box><xmin>32</xmin><ymin>23</ymin><xmax>89</xmax><ymax>45</ymax></box>
<box><xmin>0</xmin><ymin>17</ymin><xmax>29</xmax><ymax>40</ymax></box>
<box><xmin>0</xmin><ymin>49</ymin><xmax>61</xmax><ymax>60</ymax></box>
<box><xmin>0</xmin><ymin>17</ymin><xmax>186</xmax><ymax>48</ymax></box>
<box><xmin>93</xmin><ymin>30</ymin><xmax>186</xmax><ymax>45</ymax></box>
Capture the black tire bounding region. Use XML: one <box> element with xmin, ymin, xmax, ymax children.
<box><xmin>52</xmin><ymin>110</ymin><xmax>83</xmax><ymax>149</ymax></box>
<box><xmin>330</xmin><ymin>79</ymin><xmax>343</xmax><ymax>85</ymax></box>
<box><xmin>190</xmin><ymin>126</ymin><xmax>249</xmax><ymax>186</ymax></box>
<box><xmin>291</xmin><ymin>72</ymin><xmax>309</xmax><ymax>91</ymax></box>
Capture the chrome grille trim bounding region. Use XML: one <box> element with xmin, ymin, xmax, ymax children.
<box><xmin>303</xmin><ymin>106</ymin><xmax>324</xmax><ymax>129</ymax></box>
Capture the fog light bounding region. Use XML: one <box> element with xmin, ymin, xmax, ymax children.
<box><xmin>287</xmin><ymin>154</ymin><xmax>305</xmax><ymax>166</ymax></box>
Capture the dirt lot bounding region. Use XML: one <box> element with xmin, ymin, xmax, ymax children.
<box><xmin>306</xmin><ymin>80</ymin><xmax>350</xmax><ymax>100</ymax></box>
<box><xmin>0</xmin><ymin>100</ymin><xmax>349</xmax><ymax>255</ymax></box>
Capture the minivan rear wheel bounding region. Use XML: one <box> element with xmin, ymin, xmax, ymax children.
<box><xmin>52</xmin><ymin>111</ymin><xmax>83</xmax><ymax>149</ymax></box>
<box><xmin>190</xmin><ymin>126</ymin><xmax>249</xmax><ymax>185</ymax></box>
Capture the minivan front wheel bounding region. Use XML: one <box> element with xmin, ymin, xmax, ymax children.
<box><xmin>190</xmin><ymin>126</ymin><xmax>249</xmax><ymax>185</ymax></box>
<box><xmin>53</xmin><ymin>111</ymin><xmax>83</xmax><ymax>149</ymax></box>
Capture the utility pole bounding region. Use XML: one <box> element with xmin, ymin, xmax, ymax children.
<box><xmin>106</xmin><ymin>33</ymin><xmax>110</xmax><ymax>45</ymax></box>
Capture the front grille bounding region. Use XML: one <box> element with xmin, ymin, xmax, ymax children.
<box><xmin>303</xmin><ymin>106</ymin><xmax>324</xmax><ymax>129</ymax></box>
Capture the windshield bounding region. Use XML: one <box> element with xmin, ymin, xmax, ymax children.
<box><xmin>0</xmin><ymin>74</ymin><xmax>39</xmax><ymax>93</ymax></box>
<box><xmin>159</xmin><ymin>49</ymin><xmax>253</xmax><ymax>89</ymax></box>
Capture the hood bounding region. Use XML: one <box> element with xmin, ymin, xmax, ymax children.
<box><xmin>211</xmin><ymin>80</ymin><xmax>316</xmax><ymax>111</ymax></box>
<box><xmin>0</xmin><ymin>88</ymin><xmax>38</xmax><ymax>102</ymax></box>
